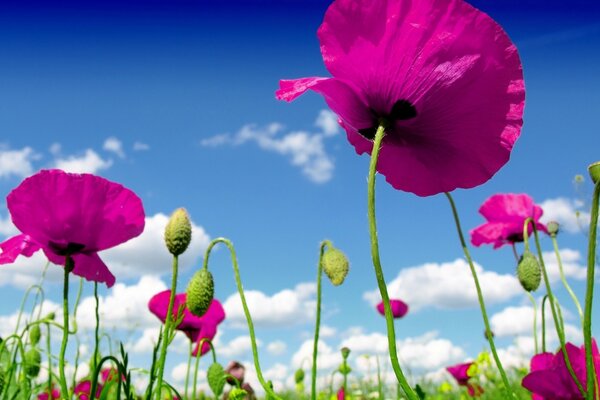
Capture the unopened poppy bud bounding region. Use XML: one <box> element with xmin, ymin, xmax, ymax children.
<box><xmin>28</xmin><ymin>325</ymin><xmax>41</xmax><ymax>346</ymax></box>
<box><xmin>517</xmin><ymin>252</ymin><xmax>541</xmax><ymax>292</ymax></box>
<box><xmin>164</xmin><ymin>208</ymin><xmax>192</xmax><ymax>256</ymax></box>
<box><xmin>322</xmin><ymin>247</ymin><xmax>349</xmax><ymax>286</ymax></box>
<box><xmin>338</xmin><ymin>363</ymin><xmax>352</xmax><ymax>375</ymax></box>
<box><xmin>45</xmin><ymin>312</ymin><xmax>56</xmax><ymax>321</ymax></box>
<box><xmin>340</xmin><ymin>347</ymin><xmax>351</xmax><ymax>359</ymax></box>
<box><xmin>24</xmin><ymin>348</ymin><xmax>41</xmax><ymax>378</ymax></box>
<box><xmin>228</xmin><ymin>387</ymin><xmax>248</xmax><ymax>400</ymax></box>
<box><xmin>588</xmin><ymin>161</ymin><xmax>600</xmax><ymax>184</ymax></box>
<box><xmin>294</xmin><ymin>368</ymin><xmax>305</xmax><ymax>384</ymax></box>
<box><xmin>186</xmin><ymin>268</ymin><xmax>214</xmax><ymax>317</ymax></box>
<box><xmin>546</xmin><ymin>221</ymin><xmax>559</xmax><ymax>236</ymax></box>
<box><xmin>207</xmin><ymin>362</ymin><xmax>226</xmax><ymax>397</ymax></box>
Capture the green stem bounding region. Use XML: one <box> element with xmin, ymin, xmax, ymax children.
<box><xmin>93</xmin><ymin>282</ymin><xmax>100</xmax><ymax>380</ymax></box>
<box><xmin>46</xmin><ymin>323</ymin><xmax>52</xmax><ymax>396</ymax></box>
<box><xmin>444</xmin><ymin>192</ymin><xmax>514</xmax><ymax>398</ymax></box>
<box><xmin>311</xmin><ymin>240</ymin><xmax>331</xmax><ymax>400</ymax></box>
<box><xmin>376</xmin><ymin>355</ymin><xmax>383</xmax><ymax>400</ymax></box>
<box><xmin>184</xmin><ymin>342</ymin><xmax>192</xmax><ymax>399</ymax></box>
<box><xmin>583</xmin><ymin>181</ymin><xmax>600</xmax><ymax>400</ymax></box>
<box><xmin>551</xmin><ymin>235</ymin><xmax>584</xmax><ymax>325</ymax></box>
<box><xmin>192</xmin><ymin>350</ymin><xmax>201</xmax><ymax>400</ymax></box>
<box><xmin>191</xmin><ymin>339</ymin><xmax>216</xmax><ymax>400</ymax></box>
<box><xmin>541</xmin><ymin>295</ymin><xmax>548</xmax><ymax>353</ymax></box>
<box><xmin>155</xmin><ymin>256</ymin><xmax>179</xmax><ymax>400</ymax></box>
<box><xmin>525</xmin><ymin>218</ymin><xmax>585</xmax><ymax>396</ymax></box>
<box><xmin>367</xmin><ymin>124</ymin><xmax>418</xmax><ymax>400</ymax></box>
<box><xmin>58</xmin><ymin>257</ymin><xmax>72</xmax><ymax>399</ymax></box>
<box><xmin>202</xmin><ymin>238</ymin><xmax>281</xmax><ymax>399</ymax></box>
<box><xmin>526</xmin><ymin>292</ymin><xmax>539</xmax><ymax>355</ymax></box>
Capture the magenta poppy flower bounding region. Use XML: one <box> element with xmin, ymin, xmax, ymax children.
<box><xmin>148</xmin><ymin>290</ymin><xmax>225</xmax><ymax>357</ymax></box>
<box><xmin>376</xmin><ymin>299</ymin><xmax>409</xmax><ymax>319</ymax></box>
<box><xmin>470</xmin><ymin>193</ymin><xmax>548</xmax><ymax>249</ymax></box>
<box><xmin>337</xmin><ymin>387</ymin><xmax>345</xmax><ymax>400</ymax></box>
<box><xmin>446</xmin><ymin>362</ymin><xmax>484</xmax><ymax>397</ymax></box>
<box><xmin>0</xmin><ymin>169</ymin><xmax>145</xmax><ymax>287</ymax></box>
<box><xmin>225</xmin><ymin>360</ymin><xmax>246</xmax><ymax>385</ymax></box>
<box><xmin>276</xmin><ymin>0</ymin><xmax>524</xmax><ymax>197</ymax></box>
<box><xmin>522</xmin><ymin>340</ymin><xmax>600</xmax><ymax>399</ymax></box>
<box><xmin>73</xmin><ymin>380</ymin><xmax>103</xmax><ymax>400</ymax></box>
<box><xmin>37</xmin><ymin>388</ymin><xmax>60</xmax><ymax>400</ymax></box>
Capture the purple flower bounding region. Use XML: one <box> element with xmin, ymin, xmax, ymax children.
<box><xmin>276</xmin><ymin>0</ymin><xmax>524</xmax><ymax>197</ymax></box>
<box><xmin>148</xmin><ymin>290</ymin><xmax>225</xmax><ymax>357</ymax></box>
<box><xmin>522</xmin><ymin>340</ymin><xmax>600</xmax><ymax>399</ymax></box>
<box><xmin>470</xmin><ymin>193</ymin><xmax>548</xmax><ymax>249</ymax></box>
<box><xmin>376</xmin><ymin>299</ymin><xmax>408</xmax><ymax>319</ymax></box>
<box><xmin>0</xmin><ymin>169</ymin><xmax>145</xmax><ymax>287</ymax></box>
<box><xmin>446</xmin><ymin>362</ymin><xmax>484</xmax><ymax>397</ymax></box>
<box><xmin>37</xmin><ymin>388</ymin><xmax>60</xmax><ymax>400</ymax></box>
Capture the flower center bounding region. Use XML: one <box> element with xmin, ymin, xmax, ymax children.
<box><xmin>48</xmin><ymin>241</ymin><xmax>86</xmax><ymax>256</ymax></box>
<box><xmin>358</xmin><ymin>99</ymin><xmax>417</xmax><ymax>140</ymax></box>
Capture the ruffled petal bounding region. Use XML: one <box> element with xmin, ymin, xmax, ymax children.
<box><xmin>70</xmin><ymin>252</ymin><xmax>116</xmax><ymax>288</ymax></box>
<box><xmin>522</xmin><ymin>370</ymin><xmax>574</xmax><ymax>399</ymax></box>
<box><xmin>0</xmin><ymin>234</ymin><xmax>41</xmax><ymax>264</ymax></box>
<box><xmin>191</xmin><ymin>322</ymin><xmax>218</xmax><ymax>357</ymax></box>
<box><xmin>470</xmin><ymin>223</ymin><xmax>507</xmax><ymax>248</ymax></box>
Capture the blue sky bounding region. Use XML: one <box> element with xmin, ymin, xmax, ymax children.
<box><xmin>1</xmin><ymin>0</ymin><xmax>600</xmax><ymax>395</ymax></box>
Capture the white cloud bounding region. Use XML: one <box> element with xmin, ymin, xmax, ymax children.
<box><xmin>133</xmin><ymin>141</ymin><xmax>150</xmax><ymax>151</ymax></box>
<box><xmin>540</xmin><ymin>197</ymin><xmax>590</xmax><ymax>233</ymax></box>
<box><xmin>0</xmin><ymin>214</ymin><xmax>17</xmax><ymax>236</ymax></box>
<box><xmin>363</xmin><ymin>258</ymin><xmax>522</xmax><ymax>311</ymax></box>
<box><xmin>103</xmin><ymin>137</ymin><xmax>125</xmax><ymax>158</ymax></box>
<box><xmin>0</xmin><ymin>252</ymin><xmax>64</xmax><ymax>289</ymax></box>
<box><xmin>219</xmin><ymin>335</ymin><xmax>262</xmax><ymax>359</ymax></box>
<box><xmin>542</xmin><ymin>248</ymin><xmax>587</xmax><ymax>282</ymax></box>
<box><xmin>49</xmin><ymin>143</ymin><xmax>61</xmax><ymax>156</ymax></box>
<box><xmin>267</xmin><ymin>340</ymin><xmax>287</xmax><ymax>356</ymax></box>
<box><xmin>53</xmin><ymin>149</ymin><xmax>112</xmax><ymax>174</ymax></box>
<box><xmin>0</xmin><ymin>147</ymin><xmax>36</xmax><ymax>178</ymax></box>
<box><xmin>292</xmin><ymin>339</ymin><xmax>341</xmax><ymax>371</ymax></box>
<box><xmin>223</xmin><ymin>283</ymin><xmax>315</xmax><ymax>328</ymax></box>
<box><xmin>200</xmin><ymin>110</ymin><xmax>338</xmax><ymax>183</ymax></box>
<box><xmin>319</xmin><ymin>325</ymin><xmax>337</xmax><ymax>338</ymax></box>
<box><xmin>0</xmin><ymin>299</ymin><xmax>60</xmax><ymax>337</ymax></box>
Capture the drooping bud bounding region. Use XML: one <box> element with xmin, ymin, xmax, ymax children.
<box><xmin>517</xmin><ymin>251</ymin><xmax>542</xmax><ymax>292</ymax></box>
<box><xmin>45</xmin><ymin>312</ymin><xmax>56</xmax><ymax>321</ymax></box>
<box><xmin>546</xmin><ymin>221</ymin><xmax>559</xmax><ymax>236</ymax></box>
<box><xmin>207</xmin><ymin>362</ymin><xmax>226</xmax><ymax>397</ymax></box>
<box><xmin>294</xmin><ymin>368</ymin><xmax>305</xmax><ymax>384</ymax></box>
<box><xmin>186</xmin><ymin>268</ymin><xmax>214</xmax><ymax>317</ymax></box>
<box><xmin>28</xmin><ymin>324</ymin><xmax>41</xmax><ymax>346</ymax></box>
<box><xmin>589</xmin><ymin>161</ymin><xmax>600</xmax><ymax>184</ymax></box>
<box><xmin>322</xmin><ymin>247</ymin><xmax>349</xmax><ymax>286</ymax></box>
<box><xmin>228</xmin><ymin>387</ymin><xmax>248</xmax><ymax>400</ymax></box>
<box><xmin>164</xmin><ymin>208</ymin><xmax>192</xmax><ymax>256</ymax></box>
<box><xmin>23</xmin><ymin>348</ymin><xmax>42</xmax><ymax>378</ymax></box>
<box><xmin>340</xmin><ymin>347</ymin><xmax>351</xmax><ymax>359</ymax></box>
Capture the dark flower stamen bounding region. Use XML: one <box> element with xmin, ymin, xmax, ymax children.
<box><xmin>48</xmin><ymin>241</ymin><xmax>86</xmax><ymax>256</ymax></box>
<box><xmin>358</xmin><ymin>99</ymin><xmax>417</xmax><ymax>140</ymax></box>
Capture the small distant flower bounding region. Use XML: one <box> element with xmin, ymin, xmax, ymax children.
<box><xmin>225</xmin><ymin>361</ymin><xmax>246</xmax><ymax>385</ymax></box>
<box><xmin>148</xmin><ymin>290</ymin><xmax>225</xmax><ymax>357</ymax></box>
<box><xmin>446</xmin><ymin>362</ymin><xmax>484</xmax><ymax>397</ymax></box>
<box><xmin>0</xmin><ymin>169</ymin><xmax>145</xmax><ymax>287</ymax></box>
<box><xmin>101</xmin><ymin>367</ymin><xmax>124</xmax><ymax>383</ymax></box>
<box><xmin>337</xmin><ymin>387</ymin><xmax>345</xmax><ymax>400</ymax></box>
<box><xmin>73</xmin><ymin>380</ymin><xmax>103</xmax><ymax>400</ymax></box>
<box><xmin>376</xmin><ymin>299</ymin><xmax>409</xmax><ymax>319</ymax></box>
<box><xmin>276</xmin><ymin>0</ymin><xmax>524</xmax><ymax>197</ymax></box>
<box><xmin>470</xmin><ymin>193</ymin><xmax>548</xmax><ymax>249</ymax></box>
<box><xmin>522</xmin><ymin>340</ymin><xmax>600</xmax><ymax>399</ymax></box>
<box><xmin>37</xmin><ymin>388</ymin><xmax>60</xmax><ymax>400</ymax></box>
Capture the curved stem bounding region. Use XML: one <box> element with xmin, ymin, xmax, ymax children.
<box><xmin>551</xmin><ymin>235</ymin><xmax>584</xmax><ymax>325</ymax></box>
<box><xmin>58</xmin><ymin>258</ymin><xmax>72</xmax><ymax>399</ymax></box>
<box><xmin>367</xmin><ymin>124</ymin><xmax>417</xmax><ymax>400</ymax></box>
<box><xmin>14</xmin><ymin>285</ymin><xmax>44</xmax><ymax>336</ymax></box>
<box><xmin>444</xmin><ymin>192</ymin><xmax>514</xmax><ymax>397</ymax></box>
<box><xmin>154</xmin><ymin>255</ymin><xmax>179</xmax><ymax>400</ymax></box>
<box><xmin>311</xmin><ymin>240</ymin><xmax>331</xmax><ymax>400</ymax></box>
<box><xmin>541</xmin><ymin>295</ymin><xmax>548</xmax><ymax>353</ymax></box>
<box><xmin>93</xmin><ymin>282</ymin><xmax>101</xmax><ymax>381</ymax></box>
<box><xmin>526</xmin><ymin>292</ymin><xmax>539</xmax><ymax>355</ymax></box>
<box><xmin>184</xmin><ymin>342</ymin><xmax>192</xmax><ymax>399</ymax></box>
<box><xmin>583</xmin><ymin>181</ymin><xmax>600</xmax><ymax>399</ymax></box>
<box><xmin>202</xmin><ymin>238</ymin><xmax>281</xmax><ymax>399</ymax></box>
<box><xmin>192</xmin><ymin>346</ymin><xmax>201</xmax><ymax>400</ymax></box>
<box><xmin>46</xmin><ymin>322</ymin><xmax>52</xmax><ymax>396</ymax></box>
<box><xmin>191</xmin><ymin>338</ymin><xmax>216</xmax><ymax>400</ymax></box>
<box><xmin>525</xmin><ymin>218</ymin><xmax>585</xmax><ymax>396</ymax></box>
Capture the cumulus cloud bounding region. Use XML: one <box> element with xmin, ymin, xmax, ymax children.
<box><xmin>218</xmin><ymin>335</ymin><xmax>262</xmax><ymax>359</ymax></box>
<box><xmin>363</xmin><ymin>258</ymin><xmax>522</xmax><ymax>311</ymax></box>
<box><xmin>540</xmin><ymin>197</ymin><xmax>590</xmax><ymax>233</ymax></box>
<box><xmin>53</xmin><ymin>149</ymin><xmax>112</xmax><ymax>174</ymax></box>
<box><xmin>0</xmin><ymin>252</ymin><xmax>64</xmax><ymax>289</ymax></box>
<box><xmin>0</xmin><ymin>299</ymin><xmax>60</xmax><ymax>337</ymax></box>
<box><xmin>223</xmin><ymin>283</ymin><xmax>315</xmax><ymax>328</ymax></box>
<box><xmin>0</xmin><ymin>146</ymin><xmax>37</xmax><ymax>178</ymax></box>
<box><xmin>542</xmin><ymin>248</ymin><xmax>587</xmax><ymax>282</ymax></box>
<box><xmin>133</xmin><ymin>141</ymin><xmax>150</xmax><ymax>151</ymax></box>
<box><xmin>292</xmin><ymin>339</ymin><xmax>341</xmax><ymax>371</ymax></box>
<box><xmin>0</xmin><ymin>214</ymin><xmax>17</xmax><ymax>236</ymax></box>
<box><xmin>103</xmin><ymin>137</ymin><xmax>125</xmax><ymax>158</ymax></box>
<box><xmin>267</xmin><ymin>340</ymin><xmax>287</xmax><ymax>356</ymax></box>
<box><xmin>200</xmin><ymin>110</ymin><xmax>338</xmax><ymax>183</ymax></box>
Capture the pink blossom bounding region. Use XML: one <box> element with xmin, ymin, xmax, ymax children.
<box><xmin>446</xmin><ymin>362</ymin><xmax>484</xmax><ymax>397</ymax></box>
<box><xmin>337</xmin><ymin>387</ymin><xmax>345</xmax><ymax>400</ymax></box>
<box><xmin>276</xmin><ymin>0</ymin><xmax>524</xmax><ymax>197</ymax></box>
<box><xmin>148</xmin><ymin>290</ymin><xmax>225</xmax><ymax>357</ymax></box>
<box><xmin>0</xmin><ymin>169</ymin><xmax>145</xmax><ymax>287</ymax></box>
<box><xmin>37</xmin><ymin>388</ymin><xmax>60</xmax><ymax>400</ymax></box>
<box><xmin>73</xmin><ymin>380</ymin><xmax>103</xmax><ymax>400</ymax></box>
<box><xmin>470</xmin><ymin>193</ymin><xmax>548</xmax><ymax>249</ymax></box>
<box><xmin>376</xmin><ymin>299</ymin><xmax>408</xmax><ymax>319</ymax></box>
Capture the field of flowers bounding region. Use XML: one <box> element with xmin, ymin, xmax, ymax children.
<box><xmin>0</xmin><ymin>0</ymin><xmax>599</xmax><ymax>399</ymax></box>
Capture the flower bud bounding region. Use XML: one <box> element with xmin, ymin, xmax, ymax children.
<box><xmin>340</xmin><ymin>347</ymin><xmax>351</xmax><ymax>359</ymax></box>
<box><xmin>322</xmin><ymin>247</ymin><xmax>349</xmax><ymax>286</ymax></box>
<box><xmin>338</xmin><ymin>363</ymin><xmax>352</xmax><ymax>375</ymax></box>
<box><xmin>164</xmin><ymin>208</ymin><xmax>192</xmax><ymax>256</ymax></box>
<box><xmin>294</xmin><ymin>368</ymin><xmax>305</xmax><ymax>384</ymax></box>
<box><xmin>546</xmin><ymin>221</ymin><xmax>559</xmax><ymax>236</ymax></box>
<box><xmin>517</xmin><ymin>252</ymin><xmax>541</xmax><ymax>292</ymax></box>
<box><xmin>186</xmin><ymin>268</ymin><xmax>214</xmax><ymax>317</ymax></box>
<box><xmin>207</xmin><ymin>362</ymin><xmax>226</xmax><ymax>397</ymax></box>
<box><xmin>23</xmin><ymin>348</ymin><xmax>41</xmax><ymax>378</ymax></box>
<box><xmin>28</xmin><ymin>324</ymin><xmax>41</xmax><ymax>346</ymax></box>
<box><xmin>589</xmin><ymin>161</ymin><xmax>600</xmax><ymax>184</ymax></box>
<box><xmin>228</xmin><ymin>387</ymin><xmax>248</xmax><ymax>400</ymax></box>
<box><xmin>45</xmin><ymin>312</ymin><xmax>56</xmax><ymax>321</ymax></box>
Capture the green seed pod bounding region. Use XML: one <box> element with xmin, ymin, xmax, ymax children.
<box><xmin>322</xmin><ymin>247</ymin><xmax>349</xmax><ymax>286</ymax></box>
<box><xmin>228</xmin><ymin>387</ymin><xmax>248</xmax><ymax>400</ymax></box>
<box><xmin>517</xmin><ymin>252</ymin><xmax>542</xmax><ymax>292</ymax></box>
<box><xmin>164</xmin><ymin>208</ymin><xmax>192</xmax><ymax>256</ymax></box>
<box><xmin>23</xmin><ymin>348</ymin><xmax>41</xmax><ymax>378</ymax></box>
<box><xmin>589</xmin><ymin>161</ymin><xmax>600</xmax><ymax>184</ymax></box>
<box><xmin>207</xmin><ymin>362</ymin><xmax>226</xmax><ymax>397</ymax></box>
<box><xmin>546</xmin><ymin>221</ymin><xmax>559</xmax><ymax>236</ymax></box>
<box><xmin>338</xmin><ymin>363</ymin><xmax>352</xmax><ymax>375</ymax></box>
<box><xmin>294</xmin><ymin>368</ymin><xmax>305</xmax><ymax>384</ymax></box>
<box><xmin>186</xmin><ymin>268</ymin><xmax>214</xmax><ymax>317</ymax></box>
<box><xmin>28</xmin><ymin>325</ymin><xmax>41</xmax><ymax>346</ymax></box>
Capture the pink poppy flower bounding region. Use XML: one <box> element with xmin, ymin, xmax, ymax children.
<box><xmin>470</xmin><ymin>193</ymin><xmax>548</xmax><ymax>249</ymax></box>
<box><xmin>337</xmin><ymin>387</ymin><xmax>345</xmax><ymax>400</ymax></box>
<box><xmin>276</xmin><ymin>0</ymin><xmax>524</xmax><ymax>197</ymax></box>
<box><xmin>522</xmin><ymin>340</ymin><xmax>600</xmax><ymax>399</ymax></box>
<box><xmin>37</xmin><ymin>388</ymin><xmax>60</xmax><ymax>400</ymax></box>
<box><xmin>446</xmin><ymin>362</ymin><xmax>484</xmax><ymax>397</ymax></box>
<box><xmin>376</xmin><ymin>299</ymin><xmax>408</xmax><ymax>319</ymax></box>
<box><xmin>73</xmin><ymin>380</ymin><xmax>103</xmax><ymax>400</ymax></box>
<box><xmin>148</xmin><ymin>290</ymin><xmax>225</xmax><ymax>357</ymax></box>
<box><xmin>225</xmin><ymin>360</ymin><xmax>246</xmax><ymax>385</ymax></box>
<box><xmin>0</xmin><ymin>169</ymin><xmax>145</xmax><ymax>287</ymax></box>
